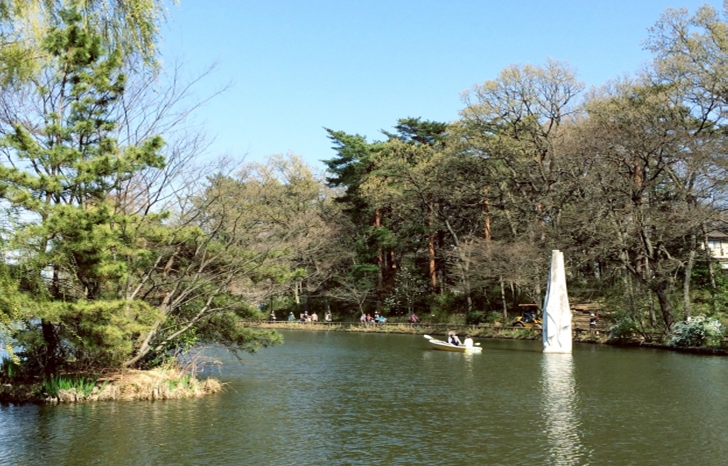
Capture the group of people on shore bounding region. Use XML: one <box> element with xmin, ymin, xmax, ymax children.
<box><xmin>359</xmin><ymin>312</ymin><xmax>387</xmax><ymax>327</ymax></box>
<box><xmin>286</xmin><ymin>310</ymin><xmax>332</xmax><ymax>324</ymax></box>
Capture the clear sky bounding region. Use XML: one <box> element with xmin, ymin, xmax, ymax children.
<box><xmin>159</xmin><ymin>0</ymin><xmax>723</xmax><ymax>169</ymax></box>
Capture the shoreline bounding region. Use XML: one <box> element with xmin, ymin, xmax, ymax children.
<box><xmin>4</xmin><ymin>321</ymin><xmax>724</xmax><ymax>404</ymax></box>
<box><xmin>249</xmin><ymin>321</ymin><xmax>728</xmax><ymax>356</ymax></box>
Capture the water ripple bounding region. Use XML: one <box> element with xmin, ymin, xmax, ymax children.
<box><xmin>1</xmin><ymin>333</ymin><xmax>726</xmax><ymax>465</ymax></box>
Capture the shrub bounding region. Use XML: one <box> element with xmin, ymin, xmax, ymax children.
<box><xmin>465</xmin><ymin>311</ymin><xmax>486</xmax><ymax>325</ymax></box>
<box><xmin>608</xmin><ymin>317</ymin><xmax>640</xmax><ymax>342</ymax></box>
<box><xmin>668</xmin><ymin>316</ymin><xmax>724</xmax><ymax>348</ymax></box>
<box><xmin>0</xmin><ymin>357</ymin><xmax>20</xmax><ymax>379</ymax></box>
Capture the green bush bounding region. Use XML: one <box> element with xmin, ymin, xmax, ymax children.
<box><xmin>608</xmin><ymin>317</ymin><xmax>640</xmax><ymax>342</ymax></box>
<box><xmin>0</xmin><ymin>357</ymin><xmax>20</xmax><ymax>379</ymax></box>
<box><xmin>465</xmin><ymin>311</ymin><xmax>486</xmax><ymax>325</ymax></box>
<box><xmin>465</xmin><ymin>311</ymin><xmax>502</xmax><ymax>325</ymax></box>
<box><xmin>668</xmin><ymin>316</ymin><xmax>724</xmax><ymax>348</ymax></box>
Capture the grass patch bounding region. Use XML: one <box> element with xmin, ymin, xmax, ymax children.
<box><xmin>0</xmin><ymin>358</ymin><xmax>20</xmax><ymax>379</ymax></box>
<box><xmin>36</xmin><ymin>375</ymin><xmax>100</xmax><ymax>398</ymax></box>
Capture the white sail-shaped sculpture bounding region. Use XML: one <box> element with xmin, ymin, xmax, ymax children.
<box><xmin>542</xmin><ymin>250</ymin><xmax>572</xmax><ymax>353</ymax></box>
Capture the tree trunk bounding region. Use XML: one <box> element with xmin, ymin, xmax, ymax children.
<box><xmin>500</xmin><ymin>275</ymin><xmax>508</xmax><ymax>322</ymax></box>
<box><xmin>303</xmin><ymin>280</ymin><xmax>310</xmax><ymax>315</ymax></box>
<box><xmin>702</xmin><ymin>227</ymin><xmax>717</xmax><ymax>290</ymax></box>
<box><xmin>41</xmin><ymin>320</ymin><xmax>60</xmax><ymax>376</ymax></box>
<box><xmin>465</xmin><ymin>279</ymin><xmax>473</xmax><ymax>314</ymax></box>
<box><xmin>648</xmin><ymin>290</ymin><xmax>657</xmax><ymax>328</ymax></box>
<box><xmin>683</xmin><ymin>233</ymin><xmax>696</xmax><ymax>320</ymax></box>
<box><xmin>483</xmin><ymin>192</ymin><xmax>491</xmax><ymax>243</ymax></box>
<box><xmin>654</xmin><ymin>286</ymin><xmax>675</xmax><ymax>331</ymax></box>
<box><xmin>428</xmin><ymin>205</ymin><xmax>437</xmax><ymax>294</ymax></box>
<box><xmin>375</xmin><ymin>209</ymin><xmax>383</xmax><ymax>314</ymax></box>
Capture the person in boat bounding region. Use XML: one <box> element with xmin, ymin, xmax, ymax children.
<box><xmin>447</xmin><ymin>331</ymin><xmax>462</xmax><ymax>346</ymax></box>
<box><xmin>463</xmin><ymin>335</ymin><xmax>474</xmax><ymax>348</ymax></box>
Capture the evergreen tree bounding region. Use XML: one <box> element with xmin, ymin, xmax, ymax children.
<box><xmin>0</xmin><ymin>8</ymin><xmax>165</xmax><ymax>373</ymax></box>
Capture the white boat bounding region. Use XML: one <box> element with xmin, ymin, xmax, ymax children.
<box><xmin>425</xmin><ymin>336</ymin><xmax>483</xmax><ymax>353</ymax></box>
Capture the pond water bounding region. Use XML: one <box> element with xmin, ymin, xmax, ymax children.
<box><xmin>1</xmin><ymin>330</ymin><xmax>726</xmax><ymax>465</ymax></box>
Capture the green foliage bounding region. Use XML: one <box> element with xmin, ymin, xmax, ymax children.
<box><xmin>9</xmin><ymin>299</ymin><xmax>162</xmax><ymax>372</ymax></box>
<box><xmin>167</xmin><ymin>373</ymin><xmax>191</xmax><ymax>391</ymax></box>
<box><xmin>429</xmin><ymin>292</ymin><xmax>469</xmax><ymax>320</ymax></box>
<box><xmin>465</xmin><ymin>311</ymin><xmax>501</xmax><ymax>325</ymax></box>
<box><xmin>0</xmin><ymin>9</ymin><xmax>168</xmax><ymax>375</ymax></box>
<box><xmin>384</xmin><ymin>265</ymin><xmax>428</xmax><ymax>316</ymax></box>
<box><xmin>608</xmin><ymin>317</ymin><xmax>641</xmax><ymax>342</ymax></box>
<box><xmin>668</xmin><ymin>317</ymin><xmax>724</xmax><ymax>348</ymax></box>
<box><xmin>0</xmin><ymin>0</ymin><xmax>167</xmax><ymax>86</ymax></box>
<box><xmin>197</xmin><ymin>311</ymin><xmax>283</xmax><ymax>353</ymax></box>
<box><xmin>37</xmin><ymin>375</ymin><xmax>99</xmax><ymax>398</ymax></box>
<box><xmin>0</xmin><ymin>264</ymin><xmax>26</xmax><ymax>348</ymax></box>
<box><xmin>0</xmin><ymin>357</ymin><xmax>20</xmax><ymax>379</ymax></box>
<box><xmin>465</xmin><ymin>311</ymin><xmax>486</xmax><ymax>325</ymax></box>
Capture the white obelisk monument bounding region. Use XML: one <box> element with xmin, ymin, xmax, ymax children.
<box><xmin>542</xmin><ymin>250</ymin><xmax>572</xmax><ymax>353</ymax></box>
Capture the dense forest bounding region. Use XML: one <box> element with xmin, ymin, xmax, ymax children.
<box><xmin>1</xmin><ymin>1</ymin><xmax>727</xmax><ymax>379</ymax></box>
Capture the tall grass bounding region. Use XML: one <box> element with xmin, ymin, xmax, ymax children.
<box><xmin>0</xmin><ymin>358</ymin><xmax>20</xmax><ymax>379</ymax></box>
<box><xmin>39</xmin><ymin>375</ymin><xmax>101</xmax><ymax>398</ymax></box>
<box><xmin>167</xmin><ymin>374</ymin><xmax>191</xmax><ymax>391</ymax></box>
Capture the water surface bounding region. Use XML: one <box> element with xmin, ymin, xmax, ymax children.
<box><xmin>1</xmin><ymin>331</ymin><xmax>726</xmax><ymax>465</ymax></box>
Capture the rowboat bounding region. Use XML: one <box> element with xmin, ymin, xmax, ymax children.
<box><xmin>425</xmin><ymin>335</ymin><xmax>483</xmax><ymax>353</ymax></box>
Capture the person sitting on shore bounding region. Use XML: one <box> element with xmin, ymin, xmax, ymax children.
<box><xmin>447</xmin><ymin>332</ymin><xmax>462</xmax><ymax>346</ymax></box>
<box><xmin>311</xmin><ymin>312</ymin><xmax>319</xmax><ymax>323</ymax></box>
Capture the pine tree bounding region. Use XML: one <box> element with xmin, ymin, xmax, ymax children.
<box><xmin>0</xmin><ymin>8</ymin><xmax>165</xmax><ymax>374</ymax></box>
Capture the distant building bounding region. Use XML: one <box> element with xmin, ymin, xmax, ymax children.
<box><xmin>705</xmin><ymin>231</ymin><xmax>728</xmax><ymax>269</ymax></box>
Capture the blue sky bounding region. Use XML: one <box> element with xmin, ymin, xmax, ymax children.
<box><xmin>159</xmin><ymin>0</ymin><xmax>722</xmax><ymax>169</ymax></box>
